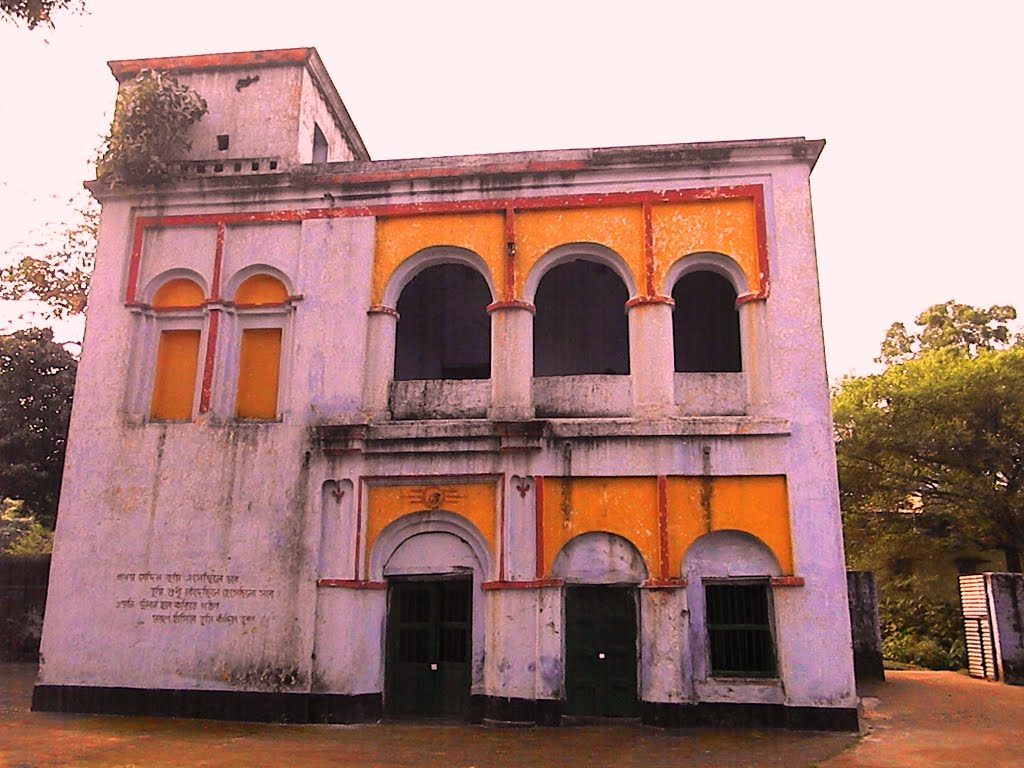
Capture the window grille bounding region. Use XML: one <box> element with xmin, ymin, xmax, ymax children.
<box><xmin>705</xmin><ymin>582</ymin><xmax>776</xmax><ymax>677</ymax></box>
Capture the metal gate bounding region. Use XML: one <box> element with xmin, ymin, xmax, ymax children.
<box><xmin>959</xmin><ymin>574</ymin><xmax>998</xmax><ymax>681</ymax></box>
<box><xmin>564</xmin><ymin>586</ymin><xmax>639</xmax><ymax>718</ymax></box>
<box><xmin>385</xmin><ymin>577</ymin><xmax>472</xmax><ymax>718</ymax></box>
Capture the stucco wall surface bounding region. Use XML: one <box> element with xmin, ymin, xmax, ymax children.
<box><xmin>39</xmin><ymin>63</ymin><xmax>854</xmax><ymax>723</ymax></box>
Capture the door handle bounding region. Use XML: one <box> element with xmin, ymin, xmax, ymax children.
<box><xmin>430</xmin><ymin>663</ymin><xmax>438</xmax><ymax>671</ymax></box>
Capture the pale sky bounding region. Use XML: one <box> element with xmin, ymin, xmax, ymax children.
<box><xmin>2</xmin><ymin>0</ymin><xmax>1021</xmax><ymax>380</ymax></box>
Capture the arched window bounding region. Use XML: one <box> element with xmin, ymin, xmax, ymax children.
<box><xmin>233</xmin><ymin>274</ymin><xmax>288</xmax><ymax>420</ymax></box>
<box><xmin>394</xmin><ymin>263</ymin><xmax>491</xmax><ymax>381</ymax></box>
<box><xmin>533</xmin><ymin>260</ymin><xmax>629</xmax><ymax>376</ymax></box>
<box><xmin>672</xmin><ymin>271</ymin><xmax>741</xmax><ymax>373</ymax></box>
<box><xmin>150</xmin><ymin>278</ymin><xmax>205</xmax><ymax>421</ymax></box>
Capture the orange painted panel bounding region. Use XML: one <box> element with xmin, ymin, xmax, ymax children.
<box><xmin>651</xmin><ymin>199</ymin><xmax>761</xmax><ymax>294</ymax></box>
<box><xmin>235</xmin><ymin>328</ymin><xmax>282</xmax><ymax>419</ymax></box>
<box><xmin>373</xmin><ymin>212</ymin><xmax>506</xmax><ymax>304</ymax></box>
<box><xmin>665</xmin><ymin>475</ymin><xmax>792</xmax><ymax>575</ymax></box>
<box><xmin>152</xmin><ymin>278</ymin><xmax>204</xmax><ymax>308</ymax></box>
<box><xmin>235</xmin><ymin>274</ymin><xmax>288</xmax><ymax>305</ymax></box>
<box><xmin>516</xmin><ymin>207</ymin><xmax>644</xmax><ymax>297</ymax></box>
<box><xmin>365</xmin><ymin>481</ymin><xmax>498</xmax><ymax>571</ymax></box>
<box><xmin>150</xmin><ymin>329</ymin><xmax>201</xmax><ymax>420</ymax></box>
<box><xmin>540</xmin><ymin>477</ymin><xmax>658</xmax><ymax>578</ymax></box>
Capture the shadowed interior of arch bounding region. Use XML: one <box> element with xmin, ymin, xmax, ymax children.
<box><xmin>672</xmin><ymin>270</ymin><xmax>741</xmax><ymax>372</ymax></box>
<box><xmin>533</xmin><ymin>260</ymin><xmax>629</xmax><ymax>376</ymax></box>
<box><xmin>394</xmin><ymin>263</ymin><xmax>491</xmax><ymax>380</ymax></box>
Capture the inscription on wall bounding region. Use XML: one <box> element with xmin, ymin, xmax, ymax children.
<box><xmin>114</xmin><ymin>571</ymin><xmax>276</xmax><ymax>628</ymax></box>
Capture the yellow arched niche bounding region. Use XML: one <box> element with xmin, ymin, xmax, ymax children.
<box><xmin>373</xmin><ymin>213</ymin><xmax>506</xmax><ymax>305</ymax></box>
<box><xmin>665</xmin><ymin>475</ymin><xmax>793</xmax><ymax>575</ymax></box>
<box><xmin>515</xmin><ymin>207</ymin><xmax>645</xmax><ymax>297</ymax></box>
<box><xmin>652</xmin><ymin>198</ymin><xmax>762</xmax><ymax>295</ymax></box>
<box><xmin>540</xmin><ymin>477</ymin><xmax>659</xmax><ymax>578</ymax></box>
<box><xmin>539</xmin><ymin>475</ymin><xmax>793</xmax><ymax>579</ymax></box>
<box><xmin>365</xmin><ymin>481</ymin><xmax>498</xmax><ymax>574</ymax></box>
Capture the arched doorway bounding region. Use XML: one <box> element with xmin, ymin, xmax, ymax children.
<box><xmin>552</xmin><ymin>532</ymin><xmax>648</xmax><ymax>718</ymax></box>
<box><xmin>373</xmin><ymin>514</ymin><xmax>490</xmax><ymax>720</ymax></box>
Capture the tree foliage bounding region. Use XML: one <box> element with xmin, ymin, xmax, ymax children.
<box><xmin>0</xmin><ymin>195</ymin><xmax>96</xmax><ymax>321</ymax></box>
<box><xmin>837</xmin><ymin>301</ymin><xmax>1023</xmax><ymax>668</ymax></box>
<box><xmin>837</xmin><ymin>303</ymin><xmax>1024</xmax><ymax>565</ymax></box>
<box><xmin>1</xmin><ymin>500</ymin><xmax>53</xmax><ymax>554</ymax></box>
<box><xmin>878</xmin><ymin>300</ymin><xmax>1018</xmax><ymax>364</ymax></box>
<box><xmin>96</xmin><ymin>70</ymin><xmax>208</xmax><ymax>186</ymax></box>
<box><xmin>0</xmin><ymin>328</ymin><xmax>77</xmax><ymax>528</ymax></box>
<box><xmin>0</xmin><ymin>0</ymin><xmax>84</xmax><ymax>29</ymax></box>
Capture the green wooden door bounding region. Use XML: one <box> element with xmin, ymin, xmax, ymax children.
<box><xmin>564</xmin><ymin>586</ymin><xmax>639</xmax><ymax>717</ymax></box>
<box><xmin>386</xmin><ymin>578</ymin><xmax>472</xmax><ymax>718</ymax></box>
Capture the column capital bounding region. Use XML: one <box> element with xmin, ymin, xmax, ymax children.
<box><xmin>487</xmin><ymin>299</ymin><xmax>536</xmax><ymax>314</ymax></box>
<box><xmin>625</xmin><ymin>295</ymin><xmax>675</xmax><ymax>309</ymax></box>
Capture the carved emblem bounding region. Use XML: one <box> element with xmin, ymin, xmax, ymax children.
<box><xmin>424</xmin><ymin>487</ymin><xmax>444</xmax><ymax>509</ymax></box>
<box><xmin>402</xmin><ymin>484</ymin><xmax>467</xmax><ymax>511</ymax></box>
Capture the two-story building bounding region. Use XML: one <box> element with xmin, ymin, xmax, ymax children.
<box><xmin>34</xmin><ymin>47</ymin><xmax>858</xmax><ymax>729</ymax></box>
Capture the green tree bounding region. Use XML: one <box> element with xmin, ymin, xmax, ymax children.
<box><xmin>1</xmin><ymin>195</ymin><xmax>97</xmax><ymax>322</ymax></box>
<box><xmin>0</xmin><ymin>0</ymin><xmax>84</xmax><ymax>29</ymax></box>
<box><xmin>0</xmin><ymin>328</ymin><xmax>77</xmax><ymax>528</ymax></box>
<box><xmin>878</xmin><ymin>300</ymin><xmax>1018</xmax><ymax>364</ymax></box>
<box><xmin>836</xmin><ymin>302</ymin><xmax>1024</xmax><ymax>668</ymax></box>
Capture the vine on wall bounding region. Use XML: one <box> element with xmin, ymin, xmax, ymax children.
<box><xmin>96</xmin><ymin>70</ymin><xmax>207</xmax><ymax>186</ymax></box>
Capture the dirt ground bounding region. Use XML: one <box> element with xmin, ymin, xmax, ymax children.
<box><xmin>1</xmin><ymin>665</ymin><xmax>1022</xmax><ymax>767</ymax></box>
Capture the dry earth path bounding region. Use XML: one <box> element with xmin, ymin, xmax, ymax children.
<box><xmin>2</xmin><ymin>664</ymin><xmax>1021</xmax><ymax>767</ymax></box>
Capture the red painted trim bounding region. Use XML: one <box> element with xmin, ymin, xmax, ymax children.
<box><xmin>735</xmin><ymin>290</ymin><xmax>768</xmax><ymax>306</ymax></box>
<box><xmin>211</xmin><ymin>222</ymin><xmax>226</xmax><ymax>300</ymax></box>
<box><xmin>354</xmin><ymin>477</ymin><xmax>364</xmax><ymax>580</ymax></box>
<box><xmin>481</xmin><ymin>579</ymin><xmax>564</xmax><ymax>591</ymax></box>
<box><xmin>486</xmin><ymin>300</ymin><xmax>535</xmax><ymax>313</ymax></box>
<box><xmin>624</xmin><ymin>295</ymin><xmax>674</xmax><ymax>309</ymax></box>
<box><xmin>124</xmin><ymin>186</ymin><xmax>769</xmax><ymax>309</ymax></box>
<box><xmin>643</xmin><ymin>201</ymin><xmax>655</xmax><ymax>295</ymax></box>
<box><xmin>643</xmin><ymin>578</ymin><xmax>687</xmax><ymax>589</ymax></box>
<box><xmin>658</xmin><ymin>475</ymin><xmax>669</xmax><ymax>580</ymax></box>
<box><xmin>316</xmin><ymin>578</ymin><xmax>386</xmax><ymax>590</ymax></box>
<box><xmin>367</xmin><ymin>305</ymin><xmax>399</xmax><ymax>317</ymax></box>
<box><xmin>125</xmin><ymin>218</ymin><xmax>146</xmax><ymax>304</ymax></box>
<box><xmin>129</xmin><ymin>187</ymin><xmax>763</xmax><ymax>231</ymax></box>
<box><xmin>751</xmin><ymin>186</ymin><xmax>770</xmax><ymax>298</ymax></box>
<box><xmin>498</xmin><ymin>474</ymin><xmax>506</xmax><ymax>582</ymax></box>
<box><xmin>198</xmin><ymin>310</ymin><xmax>219</xmax><ymax>414</ymax></box>
<box><xmin>110</xmin><ymin>48</ymin><xmax>311</xmax><ymax>80</ymax></box>
<box><xmin>534</xmin><ymin>476</ymin><xmax>544</xmax><ymax>580</ymax></box>
<box><xmin>504</xmin><ymin>206</ymin><xmax>516</xmax><ymax>302</ymax></box>
<box><xmin>770</xmin><ymin>576</ymin><xmax>805</xmax><ymax>587</ymax></box>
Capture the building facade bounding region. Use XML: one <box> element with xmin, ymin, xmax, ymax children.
<box><xmin>34</xmin><ymin>48</ymin><xmax>858</xmax><ymax>729</ymax></box>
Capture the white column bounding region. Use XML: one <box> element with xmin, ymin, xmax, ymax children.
<box><xmin>627</xmin><ymin>299</ymin><xmax>676</xmax><ymax>416</ymax></box>
<box><xmin>488</xmin><ymin>303</ymin><xmax>535</xmax><ymax>421</ymax></box>
<box><xmin>361</xmin><ymin>307</ymin><xmax>397</xmax><ymax>420</ymax></box>
<box><xmin>739</xmin><ymin>299</ymin><xmax>771</xmax><ymax>415</ymax></box>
